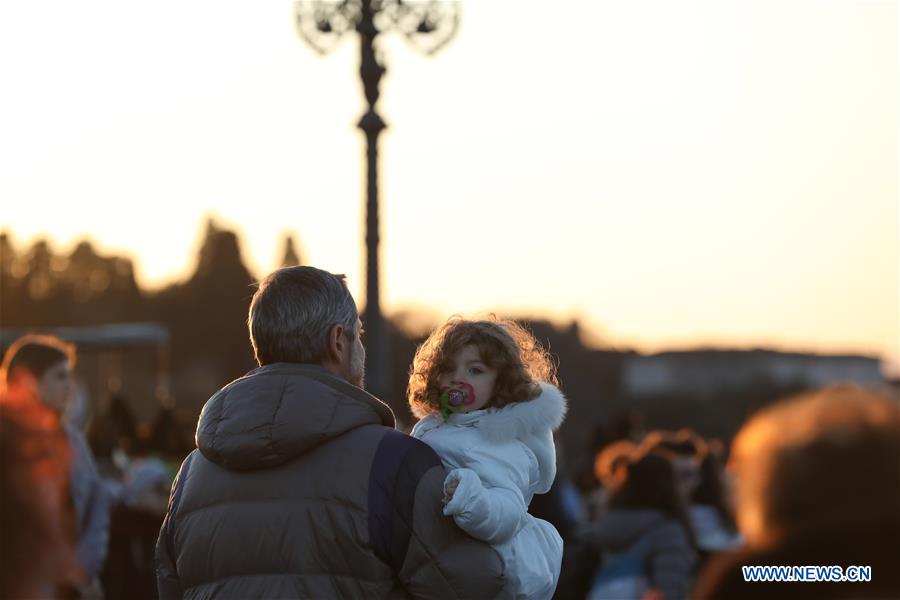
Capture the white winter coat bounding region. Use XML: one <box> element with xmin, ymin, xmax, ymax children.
<box><xmin>411</xmin><ymin>382</ymin><xmax>567</xmax><ymax>599</ymax></box>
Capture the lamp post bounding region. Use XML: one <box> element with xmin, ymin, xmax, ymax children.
<box><xmin>295</xmin><ymin>0</ymin><xmax>460</xmax><ymax>401</ymax></box>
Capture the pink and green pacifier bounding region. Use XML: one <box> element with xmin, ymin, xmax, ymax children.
<box><xmin>439</xmin><ymin>381</ymin><xmax>476</xmax><ymax>421</ymax></box>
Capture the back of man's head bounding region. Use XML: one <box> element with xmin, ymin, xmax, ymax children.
<box><xmin>248</xmin><ymin>266</ymin><xmax>358</xmax><ymax>366</ymax></box>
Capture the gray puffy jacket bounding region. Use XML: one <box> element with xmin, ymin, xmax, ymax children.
<box><xmin>156</xmin><ymin>363</ymin><xmax>507</xmax><ymax>599</ymax></box>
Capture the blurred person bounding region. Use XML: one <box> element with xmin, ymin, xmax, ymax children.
<box><xmin>693</xmin><ymin>384</ymin><xmax>900</xmax><ymax>599</ymax></box>
<box><xmin>65</xmin><ymin>380</ymin><xmax>93</xmax><ymax>434</ymax></box>
<box><xmin>641</xmin><ymin>427</ymin><xmax>739</xmax><ymax>566</ymax></box>
<box><xmin>122</xmin><ymin>457</ymin><xmax>172</xmax><ymax>514</ymax></box>
<box><xmin>87</xmin><ymin>393</ymin><xmax>137</xmax><ymax>481</ymax></box>
<box><xmin>585</xmin><ymin>439</ymin><xmax>639</xmax><ymax>520</ymax></box>
<box><xmin>532</xmin><ymin>469</ymin><xmax>593</xmax><ymax>600</ymax></box>
<box><xmin>1</xmin><ymin>334</ymin><xmax>111</xmax><ymax>592</ymax></box>
<box><xmin>530</xmin><ymin>435</ymin><xmax>586</xmax><ymax>541</ymax></box>
<box><xmin>70</xmin><ymin>384</ymin><xmax>131</xmax><ymax>551</ymax></box>
<box><xmin>408</xmin><ymin>317</ymin><xmax>567</xmax><ymax>599</ymax></box>
<box><xmin>690</xmin><ymin>440</ymin><xmax>742</xmax><ymax>558</ymax></box>
<box><xmin>580</xmin><ymin>451</ymin><xmax>698</xmax><ymax>600</ymax></box>
<box><xmin>578</xmin><ymin>412</ymin><xmax>647</xmax><ymax>497</ymax></box>
<box><xmin>595</xmin><ymin>440</ymin><xmax>639</xmax><ymax>490</ymax></box>
<box><xmin>550</xmin><ymin>440</ymin><xmax>639</xmax><ymax>600</ymax></box>
<box><xmin>145</xmin><ymin>404</ymin><xmax>193</xmax><ymax>463</ymax></box>
<box><xmin>613</xmin><ymin>409</ymin><xmax>648</xmax><ymax>444</ymax></box>
<box><xmin>103</xmin><ymin>457</ymin><xmax>173</xmax><ymax>600</ymax></box>
<box><xmin>640</xmin><ymin>429</ymin><xmax>707</xmax><ymax>505</ymax></box>
<box><xmin>156</xmin><ymin>266</ymin><xmax>506</xmax><ymax>598</ymax></box>
<box><xmin>549</xmin><ymin>439</ymin><xmax>636</xmax><ymax>599</ymax></box>
<box><xmin>0</xmin><ymin>373</ymin><xmax>81</xmax><ymax>598</ymax></box>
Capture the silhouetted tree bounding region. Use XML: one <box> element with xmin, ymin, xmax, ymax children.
<box><xmin>148</xmin><ymin>219</ymin><xmax>257</xmax><ymax>406</ymax></box>
<box><xmin>0</xmin><ymin>232</ymin><xmax>27</xmax><ymax>326</ymax></box>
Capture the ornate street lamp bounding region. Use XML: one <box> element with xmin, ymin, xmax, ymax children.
<box><xmin>295</xmin><ymin>1</ymin><xmax>460</xmax><ymax>401</ymax></box>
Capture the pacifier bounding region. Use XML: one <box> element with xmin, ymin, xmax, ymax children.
<box><xmin>439</xmin><ymin>381</ymin><xmax>476</xmax><ymax>421</ymax></box>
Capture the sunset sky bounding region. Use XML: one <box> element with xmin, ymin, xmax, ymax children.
<box><xmin>1</xmin><ymin>1</ymin><xmax>897</xmax><ymax>369</ymax></box>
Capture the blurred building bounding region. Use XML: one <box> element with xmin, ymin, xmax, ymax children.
<box><xmin>623</xmin><ymin>350</ymin><xmax>885</xmax><ymax>398</ymax></box>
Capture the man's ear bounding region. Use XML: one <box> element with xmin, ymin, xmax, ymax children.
<box><xmin>325</xmin><ymin>323</ymin><xmax>347</xmax><ymax>365</ymax></box>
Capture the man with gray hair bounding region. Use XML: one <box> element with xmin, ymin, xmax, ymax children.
<box><xmin>156</xmin><ymin>266</ymin><xmax>507</xmax><ymax>598</ymax></box>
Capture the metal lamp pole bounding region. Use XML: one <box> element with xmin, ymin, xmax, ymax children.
<box><xmin>295</xmin><ymin>0</ymin><xmax>460</xmax><ymax>401</ymax></box>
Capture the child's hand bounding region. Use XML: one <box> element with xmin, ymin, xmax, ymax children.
<box><xmin>442</xmin><ymin>479</ymin><xmax>459</xmax><ymax>506</ymax></box>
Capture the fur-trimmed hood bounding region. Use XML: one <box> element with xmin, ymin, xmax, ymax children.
<box><xmin>414</xmin><ymin>382</ymin><xmax>568</xmax><ymax>441</ymax></box>
<box><xmin>472</xmin><ymin>382</ymin><xmax>567</xmax><ymax>442</ymax></box>
<box><xmin>412</xmin><ymin>382</ymin><xmax>567</xmax><ymax>495</ymax></box>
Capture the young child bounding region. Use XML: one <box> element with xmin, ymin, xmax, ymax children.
<box><xmin>408</xmin><ymin>318</ymin><xmax>567</xmax><ymax>599</ymax></box>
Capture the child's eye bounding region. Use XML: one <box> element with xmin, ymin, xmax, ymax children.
<box><xmin>468</xmin><ymin>367</ymin><xmax>483</xmax><ymax>375</ymax></box>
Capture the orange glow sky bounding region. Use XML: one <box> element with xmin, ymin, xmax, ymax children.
<box><xmin>1</xmin><ymin>1</ymin><xmax>897</xmax><ymax>369</ymax></box>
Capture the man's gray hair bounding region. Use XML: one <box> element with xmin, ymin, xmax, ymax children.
<box><xmin>248</xmin><ymin>266</ymin><xmax>358</xmax><ymax>366</ymax></box>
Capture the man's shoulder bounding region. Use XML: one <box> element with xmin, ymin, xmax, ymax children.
<box><xmin>371</xmin><ymin>428</ymin><xmax>443</xmax><ymax>469</ymax></box>
<box><xmin>317</xmin><ymin>425</ymin><xmax>444</xmax><ymax>484</ymax></box>
<box><xmin>367</xmin><ymin>429</ymin><xmax>446</xmax><ymax>509</ymax></box>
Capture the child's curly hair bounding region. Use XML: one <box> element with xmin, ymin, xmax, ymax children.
<box><xmin>407</xmin><ymin>317</ymin><xmax>558</xmax><ymax>419</ymax></box>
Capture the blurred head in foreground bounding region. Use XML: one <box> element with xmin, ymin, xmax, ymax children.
<box><xmin>729</xmin><ymin>383</ymin><xmax>900</xmax><ymax>547</ymax></box>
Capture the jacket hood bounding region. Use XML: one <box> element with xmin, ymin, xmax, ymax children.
<box><xmin>473</xmin><ymin>382</ymin><xmax>568</xmax><ymax>442</ymax></box>
<box><xmin>196</xmin><ymin>363</ymin><xmax>394</xmax><ymax>471</ymax></box>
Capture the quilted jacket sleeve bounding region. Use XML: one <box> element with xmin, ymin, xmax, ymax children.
<box><xmin>155</xmin><ymin>452</ymin><xmax>194</xmax><ymax>600</ymax></box>
<box><xmin>442</xmin><ymin>467</ymin><xmax>527</xmax><ymax>545</ymax></box>
<box><xmin>370</xmin><ymin>430</ymin><xmax>509</xmax><ymax>599</ymax></box>
<box><xmin>155</xmin><ymin>515</ymin><xmax>181</xmax><ymax>600</ymax></box>
<box><xmin>396</xmin><ymin>455</ymin><xmax>510</xmax><ymax>599</ymax></box>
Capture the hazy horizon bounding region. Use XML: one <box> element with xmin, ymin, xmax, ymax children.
<box><xmin>1</xmin><ymin>221</ymin><xmax>895</xmax><ymax>373</ymax></box>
